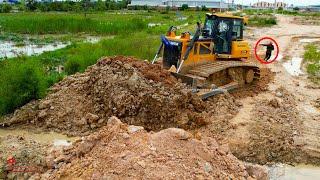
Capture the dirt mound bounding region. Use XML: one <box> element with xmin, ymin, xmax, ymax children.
<box><xmin>35</xmin><ymin>117</ymin><xmax>267</xmax><ymax>179</ymax></box>
<box><xmin>5</xmin><ymin>56</ymin><xmax>207</xmax><ymax>136</ymax></box>
<box><xmin>233</xmin><ymin>88</ymin><xmax>303</xmax><ymax>164</ymax></box>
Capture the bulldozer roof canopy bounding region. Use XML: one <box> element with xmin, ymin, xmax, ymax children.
<box><xmin>206</xmin><ymin>13</ymin><xmax>244</xmax><ymax>20</ymax></box>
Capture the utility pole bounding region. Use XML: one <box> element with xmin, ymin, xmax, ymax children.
<box><xmin>220</xmin><ymin>0</ymin><xmax>222</xmax><ymax>12</ymax></box>
<box><xmin>274</xmin><ymin>0</ymin><xmax>277</xmax><ymax>14</ymax></box>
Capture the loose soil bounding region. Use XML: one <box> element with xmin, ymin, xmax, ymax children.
<box><xmin>2</xmin><ymin>56</ymin><xmax>208</xmax><ymax>136</ymax></box>
<box><xmin>33</xmin><ymin>117</ymin><xmax>268</xmax><ymax>179</ymax></box>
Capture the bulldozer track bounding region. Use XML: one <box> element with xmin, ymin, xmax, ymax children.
<box><xmin>188</xmin><ymin>61</ymin><xmax>261</xmax><ymax>78</ymax></box>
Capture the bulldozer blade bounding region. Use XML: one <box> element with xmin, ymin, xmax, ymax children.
<box><xmin>171</xmin><ymin>72</ymin><xmax>239</xmax><ymax>100</ymax></box>
<box><xmin>171</xmin><ymin>72</ymin><xmax>195</xmax><ymax>86</ymax></box>
<box><xmin>198</xmin><ymin>82</ymin><xmax>239</xmax><ymax>100</ymax></box>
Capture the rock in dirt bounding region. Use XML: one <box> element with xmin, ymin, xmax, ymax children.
<box><xmin>37</xmin><ymin>117</ymin><xmax>253</xmax><ymax>179</ymax></box>
<box><xmin>269</xmin><ymin>98</ymin><xmax>280</xmax><ymax>108</ymax></box>
<box><xmin>244</xmin><ymin>163</ymin><xmax>269</xmax><ymax>180</ymax></box>
<box><xmin>275</xmin><ymin>92</ymin><xmax>283</xmax><ymax>98</ymax></box>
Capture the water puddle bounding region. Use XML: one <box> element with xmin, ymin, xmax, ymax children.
<box><xmin>0</xmin><ymin>129</ymin><xmax>76</xmax><ymax>147</ymax></box>
<box><xmin>0</xmin><ymin>41</ymin><xmax>69</xmax><ymax>59</ymax></box>
<box><xmin>53</xmin><ymin>139</ymin><xmax>72</xmax><ymax>147</ymax></box>
<box><xmin>177</xmin><ymin>23</ymin><xmax>189</xmax><ymax>30</ymax></box>
<box><xmin>268</xmin><ymin>164</ymin><xmax>320</xmax><ymax>180</ymax></box>
<box><xmin>303</xmin><ymin>104</ymin><xmax>320</xmax><ymax>114</ymax></box>
<box><xmin>85</xmin><ymin>36</ymin><xmax>101</xmax><ymax>43</ymax></box>
<box><xmin>148</xmin><ymin>23</ymin><xmax>162</xmax><ymax>27</ymax></box>
<box><xmin>300</xmin><ymin>38</ymin><xmax>320</xmax><ymax>43</ymax></box>
<box><xmin>275</xmin><ymin>54</ymin><xmax>283</xmax><ymax>61</ymax></box>
<box><xmin>283</xmin><ymin>57</ymin><xmax>304</xmax><ymax>76</ymax></box>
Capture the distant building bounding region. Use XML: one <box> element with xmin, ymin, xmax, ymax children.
<box><xmin>307</xmin><ymin>5</ymin><xmax>320</xmax><ymax>12</ymax></box>
<box><xmin>252</xmin><ymin>1</ymin><xmax>287</xmax><ymax>9</ymax></box>
<box><xmin>129</xmin><ymin>0</ymin><xmax>228</xmax><ymax>9</ymax></box>
<box><xmin>0</xmin><ymin>0</ymin><xmax>19</xmax><ymax>4</ymax></box>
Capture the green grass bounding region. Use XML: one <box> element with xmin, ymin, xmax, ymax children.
<box><xmin>0</xmin><ymin>32</ymin><xmax>159</xmax><ymax>115</ymax></box>
<box><xmin>243</xmin><ymin>9</ymin><xmax>274</xmax><ymax>15</ymax></box>
<box><xmin>0</xmin><ymin>13</ymin><xmax>147</xmax><ymax>35</ymax></box>
<box><xmin>281</xmin><ymin>10</ymin><xmax>320</xmax><ymax>17</ymax></box>
<box><xmin>248</xmin><ymin>15</ymin><xmax>277</xmax><ymax>27</ymax></box>
<box><xmin>0</xmin><ymin>11</ymin><xmax>199</xmax><ymax>35</ymax></box>
<box><xmin>304</xmin><ymin>44</ymin><xmax>320</xmax><ymax>84</ymax></box>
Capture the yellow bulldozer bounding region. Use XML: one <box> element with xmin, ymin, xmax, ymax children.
<box><xmin>152</xmin><ymin>13</ymin><xmax>260</xmax><ymax>99</ymax></box>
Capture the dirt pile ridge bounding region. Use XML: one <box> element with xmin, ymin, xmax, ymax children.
<box><xmin>35</xmin><ymin>116</ymin><xmax>268</xmax><ymax>180</ymax></box>
<box><xmin>5</xmin><ymin>56</ymin><xmax>209</xmax><ymax>136</ymax></box>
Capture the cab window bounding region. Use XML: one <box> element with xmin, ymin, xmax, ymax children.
<box><xmin>232</xmin><ymin>20</ymin><xmax>243</xmax><ymax>40</ymax></box>
<box><xmin>204</xmin><ymin>19</ymin><xmax>214</xmax><ymax>36</ymax></box>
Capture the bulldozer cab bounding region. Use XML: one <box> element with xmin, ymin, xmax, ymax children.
<box><xmin>203</xmin><ymin>14</ymin><xmax>244</xmax><ymax>55</ymax></box>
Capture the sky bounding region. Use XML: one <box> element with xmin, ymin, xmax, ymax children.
<box><xmin>232</xmin><ymin>0</ymin><xmax>319</xmax><ymax>6</ymax></box>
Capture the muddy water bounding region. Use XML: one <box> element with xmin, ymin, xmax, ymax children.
<box><xmin>0</xmin><ymin>41</ymin><xmax>69</xmax><ymax>59</ymax></box>
<box><xmin>268</xmin><ymin>164</ymin><xmax>320</xmax><ymax>180</ymax></box>
<box><xmin>283</xmin><ymin>57</ymin><xmax>304</xmax><ymax>76</ymax></box>
<box><xmin>0</xmin><ymin>129</ymin><xmax>77</xmax><ymax>146</ymax></box>
<box><xmin>299</xmin><ymin>38</ymin><xmax>320</xmax><ymax>43</ymax></box>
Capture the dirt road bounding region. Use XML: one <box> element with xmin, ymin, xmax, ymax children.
<box><xmin>218</xmin><ymin>15</ymin><xmax>320</xmax><ymax>165</ymax></box>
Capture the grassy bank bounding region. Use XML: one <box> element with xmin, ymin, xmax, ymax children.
<box><xmin>0</xmin><ymin>11</ymin><xmax>199</xmax><ymax>35</ymax></box>
<box><xmin>0</xmin><ymin>11</ymin><xmax>201</xmax><ymax>115</ymax></box>
<box><xmin>0</xmin><ymin>33</ymin><xmax>159</xmax><ymax>115</ymax></box>
<box><xmin>304</xmin><ymin>44</ymin><xmax>320</xmax><ymax>84</ymax></box>
<box><xmin>0</xmin><ymin>13</ymin><xmax>146</xmax><ymax>35</ymax></box>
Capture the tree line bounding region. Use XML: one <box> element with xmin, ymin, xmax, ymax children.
<box><xmin>0</xmin><ymin>0</ymin><xmax>130</xmax><ymax>12</ymax></box>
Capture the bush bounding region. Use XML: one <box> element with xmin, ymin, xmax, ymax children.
<box><xmin>304</xmin><ymin>44</ymin><xmax>320</xmax><ymax>82</ymax></box>
<box><xmin>0</xmin><ymin>60</ymin><xmax>46</xmax><ymax>115</ymax></box>
<box><xmin>26</xmin><ymin>0</ymin><xmax>37</xmax><ymax>11</ymax></box>
<box><xmin>65</xmin><ymin>59</ymin><xmax>81</xmax><ymax>75</ymax></box>
<box><xmin>180</xmin><ymin>4</ymin><xmax>188</xmax><ymax>11</ymax></box>
<box><xmin>0</xmin><ymin>4</ymin><xmax>12</xmax><ymax>13</ymax></box>
<box><xmin>15</xmin><ymin>0</ymin><xmax>129</xmax><ymax>12</ymax></box>
<box><xmin>249</xmin><ymin>15</ymin><xmax>277</xmax><ymax>27</ymax></box>
<box><xmin>95</xmin><ymin>0</ymin><xmax>106</xmax><ymax>11</ymax></box>
<box><xmin>201</xmin><ymin>5</ymin><xmax>208</xmax><ymax>11</ymax></box>
<box><xmin>307</xmin><ymin>64</ymin><xmax>320</xmax><ymax>76</ymax></box>
<box><xmin>38</xmin><ymin>3</ymin><xmax>49</xmax><ymax>12</ymax></box>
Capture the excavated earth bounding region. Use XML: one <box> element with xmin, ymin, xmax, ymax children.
<box><xmin>0</xmin><ymin>56</ymin><xmax>271</xmax><ymax>179</ymax></box>
<box><xmin>4</xmin><ymin>56</ymin><xmax>269</xmax><ymax>137</ymax></box>
<box><xmin>3</xmin><ymin>56</ymin><xmax>209</xmax><ymax>136</ymax></box>
<box><xmin>33</xmin><ymin>117</ymin><xmax>268</xmax><ymax>179</ymax></box>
